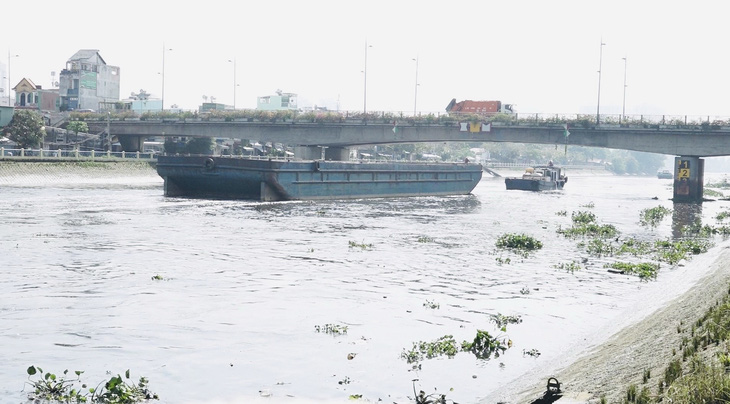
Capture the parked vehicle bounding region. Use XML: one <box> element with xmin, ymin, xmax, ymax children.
<box><xmin>445</xmin><ymin>98</ymin><xmax>515</xmax><ymax>115</ymax></box>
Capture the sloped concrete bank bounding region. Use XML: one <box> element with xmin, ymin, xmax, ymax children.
<box><xmin>483</xmin><ymin>244</ymin><xmax>730</xmax><ymax>404</ymax></box>
<box><xmin>0</xmin><ymin>160</ymin><xmax>158</xmax><ymax>183</ymax></box>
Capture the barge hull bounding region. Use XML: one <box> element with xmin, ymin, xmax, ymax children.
<box><xmin>157</xmin><ymin>156</ymin><xmax>483</xmax><ymax>201</ymax></box>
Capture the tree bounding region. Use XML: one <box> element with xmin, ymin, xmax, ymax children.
<box><xmin>66</xmin><ymin>121</ymin><xmax>89</xmax><ymax>135</ymax></box>
<box><xmin>4</xmin><ymin>110</ymin><xmax>45</xmax><ymax>148</ymax></box>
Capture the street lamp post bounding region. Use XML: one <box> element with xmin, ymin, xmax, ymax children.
<box><xmin>228</xmin><ymin>58</ymin><xmax>236</xmax><ymax>109</ymax></box>
<box><xmin>412</xmin><ymin>56</ymin><xmax>419</xmax><ymax>116</ymax></box>
<box><xmin>8</xmin><ymin>51</ymin><xmax>19</xmax><ymax>107</ymax></box>
<box><xmin>161</xmin><ymin>44</ymin><xmax>172</xmax><ymax>111</ymax></box>
<box><xmin>596</xmin><ymin>38</ymin><xmax>605</xmax><ymax>124</ymax></box>
<box><xmin>622</xmin><ymin>56</ymin><xmax>628</xmax><ymax>122</ymax></box>
<box><xmin>363</xmin><ymin>40</ymin><xmax>372</xmax><ymax>115</ymax></box>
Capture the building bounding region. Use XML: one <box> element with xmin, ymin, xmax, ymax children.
<box><xmin>257</xmin><ymin>90</ymin><xmax>297</xmax><ymax>111</ymax></box>
<box><xmin>59</xmin><ymin>49</ymin><xmax>120</xmax><ymax>111</ymax></box>
<box><xmin>101</xmin><ymin>89</ymin><xmax>162</xmax><ymax>114</ymax></box>
<box><xmin>12</xmin><ymin>78</ymin><xmax>60</xmax><ymax>112</ymax></box>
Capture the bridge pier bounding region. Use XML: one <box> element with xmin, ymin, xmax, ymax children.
<box><xmin>119</xmin><ymin>135</ymin><xmax>143</xmax><ymax>152</ymax></box>
<box><xmin>293</xmin><ymin>146</ymin><xmax>349</xmax><ymax>161</ymax></box>
<box><xmin>673</xmin><ymin>156</ymin><xmax>704</xmax><ymax>203</ymax></box>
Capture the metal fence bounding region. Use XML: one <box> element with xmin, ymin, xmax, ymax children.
<box><xmin>0</xmin><ymin>147</ymin><xmax>157</xmax><ymax>161</ymax></box>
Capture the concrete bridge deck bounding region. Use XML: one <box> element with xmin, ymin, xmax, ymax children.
<box><xmin>82</xmin><ymin>119</ymin><xmax>730</xmax><ymax>157</ymax></box>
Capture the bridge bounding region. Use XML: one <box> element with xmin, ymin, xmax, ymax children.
<box><xmin>80</xmin><ymin>115</ymin><xmax>730</xmax><ymax>202</ymax></box>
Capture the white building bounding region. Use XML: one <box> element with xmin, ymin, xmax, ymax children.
<box><xmin>257</xmin><ymin>89</ymin><xmax>297</xmax><ymax>111</ymax></box>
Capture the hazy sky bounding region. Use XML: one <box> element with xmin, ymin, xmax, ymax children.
<box><xmin>2</xmin><ymin>1</ymin><xmax>728</xmax><ymax>118</ymax></box>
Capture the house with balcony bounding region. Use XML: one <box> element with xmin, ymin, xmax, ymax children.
<box><xmin>59</xmin><ymin>49</ymin><xmax>120</xmax><ymax>111</ymax></box>
<box><xmin>11</xmin><ymin>78</ymin><xmax>59</xmax><ymax>112</ymax></box>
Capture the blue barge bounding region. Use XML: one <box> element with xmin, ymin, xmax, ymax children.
<box><xmin>156</xmin><ymin>155</ymin><xmax>483</xmax><ymax>201</ymax></box>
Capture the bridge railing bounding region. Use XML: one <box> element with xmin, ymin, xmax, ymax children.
<box><xmin>0</xmin><ymin>147</ymin><xmax>158</xmax><ymax>161</ymax></box>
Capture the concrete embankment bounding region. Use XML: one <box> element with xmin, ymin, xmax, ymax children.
<box><xmin>0</xmin><ymin>160</ymin><xmax>159</xmax><ymax>185</ymax></box>
<box><xmin>484</xmin><ymin>241</ymin><xmax>730</xmax><ymax>404</ymax></box>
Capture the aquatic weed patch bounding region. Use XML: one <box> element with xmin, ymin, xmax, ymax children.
<box><xmin>314</xmin><ymin>323</ymin><xmax>348</xmax><ymax>335</ymax></box>
<box><xmin>639</xmin><ymin>206</ymin><xmax>672</xmax><ymax>227</ymax></box>
<box><xmin>496</xmin><ymin>233</ymin><xmax>543</xmax><ymax>251</ymax></box>
<box><xmin>553</xmin><ymin>261</ymin><xmax>583</xmax><ymax>273</ymax></box>
<box><xmin>401</xmin><ymin>335</ymin><xmax>461</xmax><ymax>363</ymax></box>
<box><xmin>654</xmin><ymin>239</ymin><xmax>712</xmax><ymax>264</ymax></box>
<box><xmin>461</xmin><ymin>330</ymin><xmax>509</xmax><ymax>359</ymax></box>
<box><xmin>557</xmin><ymin>211</ymin><xmax>619</xmax><ymax>239</ymax></box>
<box><xmin>25</xmin><ymin>366</ymin><xmax>157</xmax><ymax>403</ymax></box>
<box><xmin>605</xmin><ymin>262</ymin><xmax>660</xmax><ymax>281</ymax></box>
<box><xmin>348</xmin><ymin>240</ymin><xmax>373</xmax><ymax>250</ymax></box>
<box><xmin>402</xmin><ymin>312</ymin><xmax>522</xmax><ymax>366</ymax></box>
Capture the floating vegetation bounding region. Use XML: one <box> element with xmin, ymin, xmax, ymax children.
<box><xmin>523</xmin><ymin>348</ymin><xmax>541</xmax><ymax>358</ymax></box>
<box><xmin>580</xmin><ymin>201</ymin><xmax>595</xmax><ymax>208</ymax></box>
<box><xmin>402</xmin><ymin>313</ymin><xmax>521</xmax><ymax>365</ymax></box>
<box><xmin>150</xmin><ymin>275</ymin><xmax>164</xmax><ymax>281</ymax></box>
<box><xmin>555</xmin><ymin>210</ymin><xmax>567</xmax><ymax>216</ymax></box>
<box><xmin>717</xmin><ymin>211</ymin><xmax>730</xmax><ymax>222</ymax></box>
<box><xmin>496</xmin><ymin>233</ymin><xmax>543</xmax><ymax>251</ymax></box>
<box><xmin>348</xmin><ymin>240</ymin><xmax>373</xmax><ymax>250</ymax></box>
<box><xmin>416</xmin><ymin>236</ymin><xmax>434</xmax><ymax>243</ymax></box>
<box><xmin>572</xmin><ymin>210</ymin><xmax>597</xmax><ymax>224</ymax></box>
<box><xmin>495</xmin><ymin>257</ymin><xmax>511</xmax><ymax>265</ymax></box>
<box><xmin>411</xmin><ymin>380</ymin><xmax>456</xmax><ymax>404</ymax></box>
<box><xmin>401</xmin><ymin>335</ymin><xmax>461</xmax><ymax>363</ymax></box>
<box><xmin>553</xmin><ymin>261</ymin><xmax>583</xmax><ymax>273</ymax></box>
<box><xmin>314</xmin><ymin>323</ymin><xmax>348</xmax><ymax>335</ymax></box>
<box><xmin>705</xmin><ymin>178</ymin><xmax>730</xmax><ymax>189</ymax></box>
<box><xmin>584</xmin><ymin>238</ymin><xmax>616</xmax><ymax>257</ymax></box>
<box><xmin>461</xmin><ymin>330</ymin><xmax>509</xmax><ymax>359</ymax></box>
<box><xmin>639</xmin><ymin>206</ymin><xmax>672</xmax><ymax>227</ymax></box>
<box><xmin>423</xmin><ymin>300</ymin><xmax>440</xmax><ymax>309</ymax></box>
<box><xmin>705</xmin><ymin>188</ymin><xmax>725</xmax><ymax>198</ymax></box>
<box><xmin>338</xmin><ymin>376</ymin><xmax>351</xmax><ymax>385</ymax></box>
<box><xmin>490</xmin><ymin>313</ymin><xmax>522</xmax><ymax>331</ymax></box>
<box><xmin>616</xmin><ymin>238</ymin><xmax>653</xmax><ymax>256</ymax></box>
<box><xmin>26</xmin><ymin>366</ymin><xmax>158</xmax><ymax>404</ymax></box>
<box><xmin>654</xmin><ymin>239</ymin><xmax>712</xmax><ymax>264</ymax></box>
<box><xmin>557</xmin><ymin>211</ymin><xmax>619</xmax><ymax>239</ymax></box>
<box><xmin>605</xmin><ymin>262</ymin><xmax>660</xmax><ymax>281</ymax></box>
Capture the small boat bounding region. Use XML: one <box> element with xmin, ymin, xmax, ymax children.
<box><xmin>505</xmin><ymin>165</ymin><xmax>567</xmax><ymax>191</ymax></box>
<box><xmin>156</xmin><ymin>155</ymin><xmax>483</xmax><ymax>201</ymax></box>
<box><xmin>657</xmin><ymin>169</ymin><xmax>673</xmax><ymax>179</ymax></box>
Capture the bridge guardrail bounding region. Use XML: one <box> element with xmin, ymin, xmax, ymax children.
<box><xmin>0</xmin><ymin>147</ymin><xmax>157</xmax><ymax>161</ymax></box>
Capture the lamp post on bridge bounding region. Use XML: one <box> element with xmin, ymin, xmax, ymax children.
<box><xmin>363</xmin><ymin>40</ymin><xmax>372</xmax><ymax>115</ymax></box>
<box><xmin>161</xmin><ymin>44</ymin><xmax>172</xmax><ymax>111</ymax></box>
<box><xmin>228</xmin><ymin>58</ymin><xmax>237</xmax><ymax>109</ymax></box>
<box><xmin>8</xmin><ymin>51</ymin><xmax>20</xmax><ymax>107</ymax></box>
<box><xmin>622</xmin><ymin>56</ymin><xmax>627</xmax><ymax>122</ymax></box>
<box><xmin>412</xmin><ymin>56</ymin><xmax>419</xmax><ymax>116</ymax></box>
<box><xmin>596</xmin><ymin>38</ymin><xmax>605</xmax><ymax>125</ymax></box>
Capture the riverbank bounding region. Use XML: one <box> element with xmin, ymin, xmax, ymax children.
<box><xmin>0</xmin><ymin>160</ymin><xmax>158</xmax><ymax>185</ymax></box>
<box><xmin>483</xmin><ymin>241</ymin><xmax>730</xmax><ymax>404</ymax></box>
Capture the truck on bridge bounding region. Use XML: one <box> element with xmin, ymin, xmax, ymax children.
<box><xmin>445</xmin><ymin>98</ymin><xmax>514</xmax><ymax>115</ymax></box>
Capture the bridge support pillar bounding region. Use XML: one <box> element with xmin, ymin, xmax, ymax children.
<box><xmin>119</xmin><ymin>135</ymin><xmax>143</xmax><ymax>152</ymax></box>
<box><xmin>293</xmin><ymin>146</ymin><xmax>349</xmax><ymax>161</ymax></box>
<box><xmin>673</xmin><ymin>156</ymin><xmax>704</xmax><ymax>203</ymax></box>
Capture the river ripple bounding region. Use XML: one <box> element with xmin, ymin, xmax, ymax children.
<box><xmin>1</xmin><ymin>168</ymin><xmax>729</xmax><ymax>403</ymax></box>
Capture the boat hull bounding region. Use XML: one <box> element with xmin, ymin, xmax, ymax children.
<box><xmin>156</xmin><ymin>156</ymin><xmax>483</xmax><ymax>201</ymax></box>
<box><xmin>505</xmin><ymin>178</ymin><xmax>565</xmax><ymax>191</ymax></box>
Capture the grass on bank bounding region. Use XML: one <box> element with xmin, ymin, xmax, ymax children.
<box><xmin>618</xmin><ymin>286</ymin><xmax>730</xmax><ymax>403</ymax></box>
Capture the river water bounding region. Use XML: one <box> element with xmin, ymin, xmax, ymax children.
<box><xmin>1</xmin><ymin>164</ymin><xmax>729</xmax><ymax>404</ymax></box>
